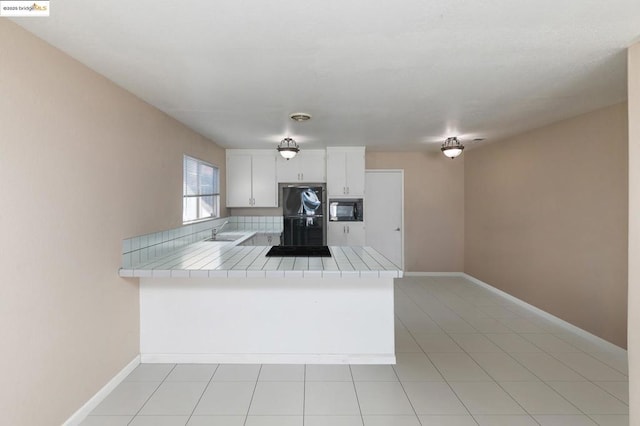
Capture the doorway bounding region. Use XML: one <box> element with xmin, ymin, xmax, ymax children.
<box><xmin>365</xmin><ymin>170</ymin><xmax>404</xmax><ymax>268</ymax></box>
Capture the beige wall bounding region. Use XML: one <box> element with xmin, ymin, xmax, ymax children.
<box><xmin>628</xmin><ymin>42</ymin><xmax>640</xmax><ymax>424</ymax></box>
<box><xmin>0</xmin><ymin>21</ymin><xmax>226</xmax><ymax>425</ymax></box>
<box><xmin>465</xmin><ymin>103</ymin><xmax>628</xmax><ymax>347</ymax></box>
<box><xmin>366</xmin><ymin>151</ymin><xmax>465</xmax><ymax>272</ymax></box>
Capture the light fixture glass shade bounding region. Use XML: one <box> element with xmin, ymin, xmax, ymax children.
<box><xmin>442</xmin><ymin>147</ymin><xmax>463</xmax><ymax>158</ymax></box>
<box><xmin>277</xmin><ymin>137</ymin><xmax>300</xmax><ymax>160</ymax></box>
<box><xmin>441</xmin><ymin>137</ymin><xmax>464</xmax><ymax>159</ymax></box>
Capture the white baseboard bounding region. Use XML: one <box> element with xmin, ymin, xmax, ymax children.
<box><xmin>403</xmin><ymin>272</ymin><xmax>462</xmax><ymax>277</ymax></box>
<box><xmin>460</xmin><ymin>273</ymin><xmax>626</xmax><ymax>354</ymax></box>
<box><xmin>141</xmin><ymin>353</ymin><xmax>396</xmax><ymax>365</ymax></box>
<box><xmin>63</xmin><ymin>355</ymin><xmax>141</xmax><ymax>426</ymax></box>
<box><xmin>404</xmin><ymin>271</ymin><xmax>626</xmax><ymax>355</ymax></box>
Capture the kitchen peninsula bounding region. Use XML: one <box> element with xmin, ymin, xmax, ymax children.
<box><xmin>120</xmin><ymin>232</ymin><xmax>401</xmax><ymax>365</ymax></box>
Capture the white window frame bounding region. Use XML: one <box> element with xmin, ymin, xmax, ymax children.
<box><xmin>183</xmin><ymin>155</ymin><xmax>220</xmax><ymax>223</ymax></box>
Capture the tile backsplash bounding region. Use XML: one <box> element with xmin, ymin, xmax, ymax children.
<box><xmin>121</xmin><ymin>216</ymin><xmax>283</xmax><ymax>268</ymax></box>
<box><xmin>230</xmin><ymin>215</ymin><xmax>284</xmax><ymax>232</ymax></box>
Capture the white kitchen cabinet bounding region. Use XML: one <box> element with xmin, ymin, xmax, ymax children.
<box><xmin>326</xmin><ymin>147</ymin><xmax>365</xmax><ymax>196</ymax></box>
<box><xmin>277</xmin><ymin>149</ymin><xmax>326</xmax><ymax>183</ymax></box>
<box><xmin>327</xmin><ymin>222</ymin><xmax>366</xmax><ymax>246</ymax></box>
<box><xmin>226</xmin><ymin>150</ymin><xmax>277</xmax><ymax>207</ymax></box>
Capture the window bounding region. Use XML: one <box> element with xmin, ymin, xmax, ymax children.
<box><xmin>183</xmin><ymin>155</ymin><xmax>220</xmax><ymax>223</ymax></box>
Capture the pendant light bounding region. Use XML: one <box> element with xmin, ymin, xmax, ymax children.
<box><xmin>441</xmin><ymin>137</ymin><xmax>464</xmax><ymax>159</ymax></box>
<box><xmin>277</xmin><ymin>137</ymin><xmax>300</xmax><ymax>160</ymax></box>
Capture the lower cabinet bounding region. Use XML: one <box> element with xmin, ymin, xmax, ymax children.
<box><xmin>327</xmin><ymin>222</ymin><xmax>365</xmax><ymax>246</ymax></box>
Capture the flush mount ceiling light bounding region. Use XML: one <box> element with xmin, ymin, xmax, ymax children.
<box><xmin>277</xmin><ymin>137</ymin><xmax>300</xmax><ymax>160</ymax></box>
<box><xmin>289</xmin><ymin>112</ymin><xmax>312</xmax><ymax>122</ymax></box>
<box><xmin>441</xmin><ymin>137</ymin><xmax>465</xmax><ymax>159</ymax></box>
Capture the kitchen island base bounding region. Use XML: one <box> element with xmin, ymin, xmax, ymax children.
<box><xmin>140</xmin><ymin>276</ymin><xmax>395</xmax><ymax>364</ymax></box>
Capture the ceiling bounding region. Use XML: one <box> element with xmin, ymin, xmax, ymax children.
<box><xmin>14</xmin><ymin>0</ymin><xmax>640</xmax><ymax>151</ymax></box>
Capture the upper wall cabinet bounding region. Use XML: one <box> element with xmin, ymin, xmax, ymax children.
<box><xmin>226</xmin><ymin>150</ymin><xmax>278</xmax><ymax>208</ymax></box>
<box><xmin>276</xmin><ymin>149</ymin><xmax>326</xmax><ymax>183</ymax></box>
<box><xmin>326</xmin><ymin>147</ymin><xmax>366</xmax><ymax>197</ymax></box>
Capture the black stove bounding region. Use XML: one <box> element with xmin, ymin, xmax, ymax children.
<box><xmin>265</xmin><ymin>245</ymin><xmax>331</xmax><ymax>257</ymax></box>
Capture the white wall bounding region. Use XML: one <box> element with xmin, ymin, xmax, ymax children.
<box><xmin>627</xmin><ymin>41</ymin><xmax>640</xmax><ymax>425</ymax></box>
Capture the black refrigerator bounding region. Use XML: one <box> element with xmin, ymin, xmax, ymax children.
<box><xmin>282</xmin><ymin>185</ymin><xmax>325</xmax><ymax>246</ymax></box>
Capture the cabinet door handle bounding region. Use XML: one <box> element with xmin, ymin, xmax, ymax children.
<box><xmin>346</xmin><ymin>186</ymin><xmax>349</xmax><ymax>194</ymax></box>
<box><xmin>347</xmin><ymin>226</ymin><xmax>350</xmax><ymax>234</ymax></box>
<box><xmin>301</xmin><ymin>173</ymin><xmax>304</xmax><ymax>181</ymax></box>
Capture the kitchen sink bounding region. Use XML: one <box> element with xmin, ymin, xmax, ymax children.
<box><xmin>204</xmin><ymin>232</ymin><xmax>247</xmax><ymax>242</ymax></box>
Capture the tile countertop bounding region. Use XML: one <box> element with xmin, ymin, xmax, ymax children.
<box><xmin>119</xmin><ymin>232</ymin><xmax>402</xmax><ymax>279</ymax></box>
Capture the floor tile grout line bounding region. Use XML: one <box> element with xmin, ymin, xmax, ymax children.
<box><xmin>184</xmin><ymin>364</ymin><xmax>220</xmax><ymax>424</ymax></box>
<box><xmin>540</xmin><ymin>350</ymin><xmax>631</xmax><ymax>406</ymax></box>
<box><xmin>439</xmin><ymin>317</ymin><xmax>594</xmax><ymax>418</ymax></box>
<box><xmin>585</xmin><ymin>413</ymin><xmax>626</xmax><ymax>424</ymax></box>
<box><xmin>416</xmin><ymin>280</ymin><xmax>542</xmax><ymax>423</ymax></box>
<box><xmin>459</xmin><ymin>299</ymin><xmax>625</xmax><ymax>416</ymax></box>
<box><xmin>581</xmin><ymin>350</ymin><xmax>629</xmax><ymax>376</ymax></box>
<box><xmin>411</xmin><ymin>279</ymin><xmax>586</xmax><ymax>422</ymax></box>
<box><xmin>395</xmin><ymin>279</ymin><xmax>448</xmax><ymax>334</ymax></box>
<box><xmin>388</xmin><ymin>361</ymin><xmax>431</xmax><ymax>426</ymax></box>
<box><xmin>347</xmin><ymin>365</ymin><xmax>365</xmax><ymax>425</ymax></box>
<box><xmin>542</xmin><ymin>346</ymin><xmax>628</xmax><ymax>382</ymax></box>
<box><xmin>126</xmin><ymin>363</ymin><xmax>177</xmax><ymax>425</ymax></box>
<box><xmin>589</xmin><ymin>381</ymin><xmax>630</xmax><ymax>407</ymax></box>
<box><xmin>243</xmin><ymin>364</ymin><xmax>262</xmax><ymax>425</ymax></box>
<box><xmin>549</xmin><ymin>328</ymin><xmax>625</xmax><ymax>355</ymax></box>
<box><xmin>414</xmin><ymin>280</ymin><xmax>596</xmax><ymax>420</ymax></box>
<box><xmin>401</xmin><ymin>274</ymin><xmax>628</xmax><ymax>382</ymax></box>
<box><xmin>517</xmin><ymin>333</ymin><xmax>587</xmax><ymax>357</ymax></box>
<box><xmin>481</xmin><ymin>348</ymin><xmax>591</xmax><ymax>417</ymax></box>
<box><xmin>395</xmin><ymin>311</ymin><xmax>479</xmax><ymax>423</ymax></box>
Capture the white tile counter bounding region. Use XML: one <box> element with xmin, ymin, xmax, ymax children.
<box><xmin>119</xmin><ymin>237</ymin><xmax>403</xmax><ymax>279</ymax></box>
<box><xmin>121</xmin><ymin>230</ymin><xmax>400</xmax><ymax>365</ymax></box>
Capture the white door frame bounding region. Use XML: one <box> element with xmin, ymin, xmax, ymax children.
<box><xmin>365</xmin><ymin>169</ymin><xmax>405</xmax><ymax>270</ymax></box>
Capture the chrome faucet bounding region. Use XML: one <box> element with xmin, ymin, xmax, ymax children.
<box><xmin>211</xmin><ymin>220</ymin><xmax>229</xmax><ymax>240</ymax></box>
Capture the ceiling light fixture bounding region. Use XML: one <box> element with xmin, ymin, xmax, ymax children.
<box><xmin>441</xmin><ymin>137</ymin><xmax>464</xmax><ymax>159</ymax></box>
<box><xmin>289</xmin><ymin>112</ymin><xmax>312</xmax><ymax>122</ymax></box>
<box><xmin>277</xmin><ymin>137</ymin><xmax>300</xmax><ymax>160</ymax></box>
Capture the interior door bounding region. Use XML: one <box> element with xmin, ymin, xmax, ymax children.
<box><xmin>365</xmin><ymin>170</ymin><xmax>404</xmax><ymax>268</ymax></box>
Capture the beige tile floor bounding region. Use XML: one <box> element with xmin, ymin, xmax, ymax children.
<box><xmin>80</xmin><ymin>276</ymin><xmax>629</xmax><ymax>426</ymax></box>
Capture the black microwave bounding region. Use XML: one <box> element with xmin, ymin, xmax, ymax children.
<box><xmin>329</xmin><ymin>199</ymin><xmax>364</xmax><ymax>221</ymax></box>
